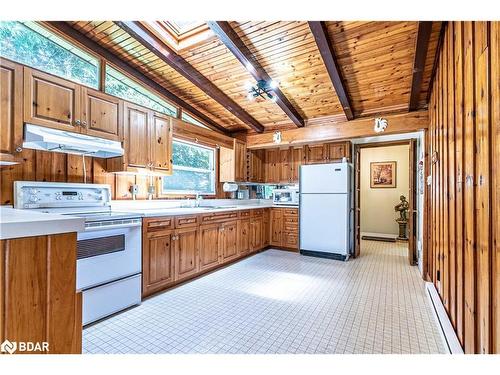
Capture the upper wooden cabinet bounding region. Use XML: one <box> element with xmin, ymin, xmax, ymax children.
<box><xmin>265</xmin><ymin>148</ymin><xmax>280</xmax><ymax>183</ymax></box>
<box><xmin>107</xmin><ymin>102</ymin><xmax>173</xmax><ymax>175</ymax></box>
<box><xmin>0</xmin><ymin>59</ymin><xmax>23</xmax><ymax>164</ymax></box>
<box><xmin>305</xmin><ymin>141</ymin><xmax>351</xmax><ymax>164</ymax></box>
<box><xmin>81</xmin><ymin>88</ymin><xmax>122</xmax><ymax>141</ymax></box>
<box><xmin>24</xmin><ymin>67</ymin><xmax>124</xmax><ymax>142</ymax></box>
<box><xmin>290</xmin><ymin>147</ymin><xmax>304</xmax><ymax>182</ymax></box>
<box><xmin>220</xmin><ymin>138</ymin><xmax>247</xmax><ymax>182</ymax></box>
<box><xmin>247</xmin><ymin>149</ymin><xmax>265</xmax><ymax>182</ymax></box>
<box><xmin>24</xmin><ymin>67</ymin><xmax>81</xmax><ymax>132</ymax></box>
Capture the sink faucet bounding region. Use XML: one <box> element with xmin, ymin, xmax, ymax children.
<box><xmin>195</xmin><ymin>192</ymin><xmax>203</xmax><ymax>207</ymax></box>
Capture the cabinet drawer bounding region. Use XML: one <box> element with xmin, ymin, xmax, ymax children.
<box><xmin>239</xmin><ymin>210</ymin><xmax>251</xmax><ymax>218</ymax></box>
<box><xmin>283</xmin><ymin>223</ymin><xmax>298</xmax><ymax>232</ymax></box>
<box><xmin>283</xmin><ymin>216</ymin><xmax>298</xmax><ymax>224</ymax></box>
<box><xmin>201</xmin><ymin>211</ymin><xmax>238</xmax><ymax>223</ymax></box>
<box><xmin>144</xmin><ymin>217</ymin><xmax>174</xmax><ymax>232</ymax></box>
<box><xmin>283</xmin><ymin>208</ymin><xmax>298</xmax><ymax>217</ymax></box>
<box><xmin>282</xmin><ymin>233</ymin><xmax>299</xmax><ymax>248</ymax></box>
<box><xmin>251</xmin><ymin>209</ymin><xmax>264</xmax><ymax>217</ymax></box>
<box><xmin>175</xmin><ymin>215</ymin><xmax>198</xmax><ymax>228</ymax></box>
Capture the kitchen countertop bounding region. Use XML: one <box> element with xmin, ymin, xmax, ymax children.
<box><xmin>111</xmin><ymin>200</ymin><xmax>298</xmax><ymax>218</ymax></box>
<box><xmin>0</xmin><ymin>206</ymin><xmax>85</xmax><ymax>240</ymax></box>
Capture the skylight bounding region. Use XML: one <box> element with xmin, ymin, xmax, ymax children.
<box><xmin>141</xmin><ymin>21</ymin><xmax>212</xmax><ymax>51</ymax></box>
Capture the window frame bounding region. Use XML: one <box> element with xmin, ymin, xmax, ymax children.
<box><xmin>160</xmin><ymin>138</ymin><xmax>216</xmax><ymax>196</ymax></box>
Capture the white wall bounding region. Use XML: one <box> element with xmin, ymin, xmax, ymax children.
<box><xmin>360</xmin><ymin>145</ymin><xmax>410</xmax><ymax>236</ymax></box>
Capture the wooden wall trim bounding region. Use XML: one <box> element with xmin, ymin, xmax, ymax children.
<box><xmin>246</xmin><ymin>111</ymin><xmax>429</xmax><ymax>149</ymax></box>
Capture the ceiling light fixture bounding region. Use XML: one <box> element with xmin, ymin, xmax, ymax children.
<box><xmin>245</xmin><ymin>79</ymin><xmax>279</xmax><ymax>102</ymax></box>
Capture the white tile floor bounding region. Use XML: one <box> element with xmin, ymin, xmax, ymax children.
<box><xmin>83</xmin><ymin>240</ymin><xmax>446</xmax><ymax>354</ymax></box>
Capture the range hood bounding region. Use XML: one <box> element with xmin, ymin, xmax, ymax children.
<box><xmin>23</xmin><ymin>124</ymin><xmax>124</xmax><ymax>158</ymax></box>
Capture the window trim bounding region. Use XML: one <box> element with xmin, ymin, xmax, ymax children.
<box><xmin>160</xmin><ymin>139</ymin><xmax>216</xmax><ymax>196</ymax></box>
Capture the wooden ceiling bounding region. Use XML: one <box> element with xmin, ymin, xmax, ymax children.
<box><xmin>62</xmin><ymin>21</ymin><xmax>442</xmax><ymax>133</ymax></box>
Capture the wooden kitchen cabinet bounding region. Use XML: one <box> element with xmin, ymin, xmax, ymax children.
<box><xmin>107</xmin><ymin>102</ymin><xmax>173</xmax><ymax>175</ymax></box>
<box><xmin>81</xmin><ymin>87</ymin><xmax>123</xmax><ymax>141</ymax></box>
<box><xmin>174</xmin><ymin>226</ymin><xmax>199</xmax><ymax>282</ymax></box>
<box><xmin>199</xmin><ymin>223</ymin><xmax>221</xmax><ymax>271</ymax></box>
<box><xmin>269</xmin><ymin>207</ymin><xmax>299</xmax><ymax>251</ymax></box>
<box><xmin>279</xmin><ymin>148</ymin><xmax>291</xmax><ymax>183</ymax></box>
<box><xmin>305</xmin><ymin>141</ymin><xmax>351</xmax><ymax>164</ymax></box>
<box><xmin>247</xmin><ymin>149</ymin><xmax>265</xmax><ymax>182</ymax></box>
<box><xmin>305</xmin><ymin>143</ymin><xmax>328</xmax><ymax>164</ymax></box>
<box><xmin>142</xmin><ymin>229</ymin><xmax>175</xmax><ymax>295</ymax></box>
<box><xmin>290</xmin><ymin>147</ymin><xmax>304</xmax><ymax>182</ymax></box>
<box><xmin>237</xmin><ymin>219</ymin><xmax>250</xmax><ymax>255</ymax></box>
<box><xmin>0</xmin><ymin>232</ymin><xmax>82</xmax><ymax>353</ymax></box>
<box><xmin>24</xmin><ymin>67</ymin><xmax>81</xmax><ymax>132</ymax></box>
<box><xmin>262</xmin><ymin>208</ymin><xmax>270</xmax><ymax>246</ymax></box>
<box><xmin>220</xmin><ymin>138</ymin><xmax>246</xmax><ymax>182</ymax></box>
<box><xmin>0</xmin><ymin>59</ymin><xmax>23</xmax><ymax>165</ymax></box>
<box><xmin>220</xmin><ymin>220</ymin><xmax>238</xmax><ymax>262</ymax></box>
<box><xmin>265</xmin><ymin>148</ymin><xmax>280</xmax><ymax>183</ymax></box>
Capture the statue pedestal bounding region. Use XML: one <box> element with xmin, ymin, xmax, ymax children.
<box><xmin>396</xmin><ymin>219</ymin><xmax>408</xmax><ymax>241</ymax></box>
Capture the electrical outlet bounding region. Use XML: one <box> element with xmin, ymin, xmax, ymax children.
<box><xmin>129</xmin><ymin>184</ymin><xmax>139</xmax><ymax>195</ymax></box>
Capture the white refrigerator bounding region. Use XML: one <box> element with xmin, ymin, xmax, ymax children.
<box><xmin>299</xmin><ymin>162</ymin><xmax>352</xmax><ymax>260</ymax></box>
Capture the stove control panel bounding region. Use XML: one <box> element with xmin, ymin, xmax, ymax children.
<box><xmin>14</xmin><ymin>182</ymin><xmax>111</xmax><ymax>209</ymax></box>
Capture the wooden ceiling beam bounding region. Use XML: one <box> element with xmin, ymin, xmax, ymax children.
<box><xmin>45</xmin><ymin>21</ymin><xmax>231</xmax><ymax>135</ymax></box>
<box><xmin>246</xmin><ymin>110</ymin><xmax>429</xmax><ymax>149</ymax></box>
<box><xmin>308</xmin><ymin>21</ymin><xmax>354</xmax><ymax>120</ymax></box>
<box><xmin>116</xmin><ymin>21</ymin><xmax>265</xmax><ymax>133</ymax></box>
<box><xmin>207</xmin><ymin>21</ymin><xmax>305</xmax><ymax>128</ymax></box>
<box><xmin>426</xmin><ymin>22</ymin><xmax>448</xmax><ymax>103</ymax></box>
<box><xmin>409</xmin><ymin>21</ymin><xmax>433</xmax><ymax>111</ymax></box>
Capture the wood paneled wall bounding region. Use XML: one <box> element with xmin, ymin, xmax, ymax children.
<box><xmin>428</xmin><ymin>21</ymin><xmax>499</xmax><ymax>354</ymax></box>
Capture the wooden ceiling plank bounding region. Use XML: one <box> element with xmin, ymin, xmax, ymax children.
<box><xmin>409</xmin><ymin>21</ymin><xmax>433</xmax><ymax>110</ymax></box>
<box><xmin>45</xmin><ymin>21</ymin><xmax>231</xmax><ymax>135</ymax></box>
<box><xmin>115</xmin><ymin>21</ymin><xmax>265</xmax><ymax>133</ymax></box>
<box><xmin>308</xmin><ymin>21</ymin><xmax>354</xmax><ymax>120</ymax></box>
<box><xmin>207</xmin><ymin>21</ymin><xmax>305</xmax><ymax>128</ymax></box>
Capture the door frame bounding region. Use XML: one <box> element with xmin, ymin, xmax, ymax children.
<box><xmin>353</xmin><ymin>140</ymin><xmax>418</xmax><ymax>265</ymax></box>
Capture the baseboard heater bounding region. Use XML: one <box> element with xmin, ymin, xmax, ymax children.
<box><xmin>425</xmin><ymin>282</ymin><xmax>464</xmax><ymax>354</ymax></box>
<box><xmin>361</xmin><ymin>235</ymin><xmax>396</xmax><ymax>242</ymax></box>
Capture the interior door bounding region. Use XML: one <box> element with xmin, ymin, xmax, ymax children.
<box><xmin>354</xmin><ymin>147</ymin><xmax>361</xmax><ymax>257</ymax></box>
<box><xmin>408</xmin><ymin>139</ymin><xmax>417</xmax><ymax>265</ymax></box>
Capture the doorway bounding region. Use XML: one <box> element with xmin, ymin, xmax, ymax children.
<box><xmin>353</xmin><ymin>140</ymin><xmax>417</xmax><ymax>265</ymax></box>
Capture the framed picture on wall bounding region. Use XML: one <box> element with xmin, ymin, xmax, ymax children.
<box><xmin>370</xmin><ymin>161</ymin><xmax>397</xmax><ymax>188</ymax></box>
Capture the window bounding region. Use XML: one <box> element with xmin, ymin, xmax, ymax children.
<box><xmin>0</xmin><ymin>21</ymin><xmax>100</xmax><ymax>88</ymax></box>
<box><xmin>162</xmin><ymin>140</ymin><xmax>215</xmax><ymax>195</ymax></box>
<box><xmin>181</xmin><ymin>111</ymin><xmax>209</xmax><ymax>129</ymax></box>
<box><xmin>105</xmin><ymin>65</ymin><xmax>177</xmax><ymax>117</ymax></box>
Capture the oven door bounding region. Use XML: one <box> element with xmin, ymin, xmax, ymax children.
<box><xmin>76</xmin><ymin>220</ymin><xmax>142</xmax><ymax>291</ymax></box>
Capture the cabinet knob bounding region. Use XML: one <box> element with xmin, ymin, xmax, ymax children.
<box><xmin>15</xmin><ymin>146</ymin><xmax>22</xmax><ymax>153</ymax></box>
<box><xmin>75</xmin><ymin>120</ymin><xmax>81</xmax><ymax>126</ymax></box>
<box><xmin>82</xmin><ymin>121</ymin><xmax>87</xmax><ymax>127</ymax></box>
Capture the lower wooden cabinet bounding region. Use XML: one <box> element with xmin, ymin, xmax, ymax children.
<box><xmin>269</xmin><ymin>207</ymin><xmax>299</xmax><ymax>251</ymax></box>
<box><xmin>199</xmin><ymin>223</ymin><xmax>220</xmax><ymax>272</ymax></box>
<box><xmin>174</xmin><ymin>227</ymin><xmax>199</xmax><ymax>281</ymax></box>
<box><xmin>0</xmin><ymin>232</ymin><xmax>82</xmax><ymax>354</ymax></box>
<box><xmin>142</xmin><ymin>208</ymin><xmax>271</xmax><ymax>297</ymax></box>
<box><xmin>142</xmin><ymin>230</ymin><xmax>175</xmax><ymax>295</ymax></box>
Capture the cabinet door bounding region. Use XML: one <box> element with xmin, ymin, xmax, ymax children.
<box><xmin>305</xmin><ymin>144</ymin><xmax>328</xmax><ymax>164</ymax></box>
<box><xmin>124</xmin><ymin>103</ymin><xmax>150</xmax><ymax>169</ymax></box>
<box><xmin>262</xmin><ymin>209</ymin><xmax>270</xmax><ymax>246</ymax></box>
<box><xmin>265</xmin><ymin>149</ymin><xmax>280</xmax><ymax>183</ymax></box>
<box><xmin>279</xmin><ymin>148</ymin><xmax>291</xmax><ymax>183</ymax></box>
<box><xmin>150</xmin><ymin>112</ymin><xmax>173</xmax><ymax>174</ymax></box>
<box><xmin>24</xmin><ymin>68</ymin><xmax>81</xmax><ymax>132</ymax></box>
<box><xmin>290</xmin><ymin>147</ymin><xmax>304</xmax><ymax>182</ymax></box>
<box><xmin>248</xmin><ymin>149</ymin><xmax>265</xmax><ymax>182</ymax></box>
<box><xmin>250</xmin><ymin>217</ymin><xmax>263</xmax><ymax>252</ymax></box>
<box><xmin>143</xmin><ymin>231</ymin><xmax>175</xmax><ymax>295</ymax></box>
<box><xmin>0</xmin><ymin>60</ymin><xmax>23</xmax><ymax>160</ymax></box>
<box><xmin>237</xmin><ymin>219</ymin><xmax>250</xmax><ymax>255</ymax></box>
<box><xmin>81</xmin><ymin>88</ymin><xmax>122</xmax><ymax>141</ymax></box>
<box><xmin>234</xmin><ymin>139</ymin><xmax>247</xmax><ymax>182</ymax></box>
<box><xmin>221</xmin><ymin>220</ymin><xmax>238</xmax><ymax>263</ymax></box>
<box><xmin>327</xmin><ymin>142</ymin><xmax>346</xmax><ymax>161</ymax></box>
<box><xmin>199</xmin><ymin>224</ymin><xmax>221</xmax><ymax>271</ymax></box>
<box><xmin>270</xmin><ymin>209</ymin><xmax>283</xmax><ymax>246</ymax></box>
<box><xmin>174</xmin><ymin>227</ymin><xmax>199</xmax><ymax>281</ymax></box>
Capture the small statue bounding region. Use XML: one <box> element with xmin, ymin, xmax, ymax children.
<box><xmin>394</xmin><ymin>195</ymin><xmax>409</xmax><ymax>221</ymax></box>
